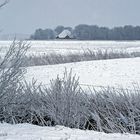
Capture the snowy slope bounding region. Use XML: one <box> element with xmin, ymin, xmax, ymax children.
<box><xmin>0</xmin><ymin>123</ymin><xmax>140</xmax><ymax>140</ymax></box>
<box><xmin>25</xmin><ymin>57</ymin><xmax>140</xmax><ymax>89</ymax></box>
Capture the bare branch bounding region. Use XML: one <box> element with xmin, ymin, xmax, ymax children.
<box><xmin>0</xmin><ymin>0</ymin><xmax>9</xmax><ymax>8</ymax></box>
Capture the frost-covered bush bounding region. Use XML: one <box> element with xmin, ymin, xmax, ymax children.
<box><xmin>8</xmin><ymin>81</ymin><xmax>48</xmax><ymax>125</ymax></box>
<box><xmin>41</xmin><ymin>70</ymin><xmax>88</xmax><ymax>129</ymax></box>
<box><xmin>0</xmin><ymin>41</ymin><xmax>29</xmax><ymax>123</ymax></box>
<box><xmin>88</xmin><ymin>87</ymin><xmax>140</xmax><ymax>134</ymax></box>
<box><xmin>28</xmin><ymin>74</ymin><xmax>140</xmax><ymax>134</ymax></box>
<box><xmin>22</xmin><ymin>49</ymin><xmax>140</xmax><ymax>67</ymax></box>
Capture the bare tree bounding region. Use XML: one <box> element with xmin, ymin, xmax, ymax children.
<box><xmin>0</xmin><ymin>0</ymin><xmax>8</xmax><ymax>8</ymax></box>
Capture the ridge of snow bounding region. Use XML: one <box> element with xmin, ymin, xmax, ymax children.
<box><xmin>0</xmin><ymin>123</ymin><xmax>140</xmax><ymax>140</ymax></box>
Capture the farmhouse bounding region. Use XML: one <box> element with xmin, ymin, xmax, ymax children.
<box><xmin>56</xmin><ymin>30</ymin><xmax>73</xmax><ymax>39</ymax></box>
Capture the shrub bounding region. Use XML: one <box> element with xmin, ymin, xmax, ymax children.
<box><xmin>41</xmin><ymin>70</ymin><xmax>88</xmax><ymax>129</ymax></box>
<box><xmin>88</xmin><ymin>87</ymin><xmax>140</xmax><ymax>134</ymax></box>
<box><xmin>22</xmin><ymin>49</ymin><xmax>140</xmax><ymax>67</ymax></box>
<box><xmin>0</xmin><ymin>41</ymin><xmax>29</xmax><ymax>123</ymax></box>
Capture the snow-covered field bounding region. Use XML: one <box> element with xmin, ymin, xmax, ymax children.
<box><xmin>25</xmin><ymin>57</ymin><xmax>140</xmax><ymax>90</ymax></box>
<box><xmin>0</xmin><ymin>41</ymin><xmax>140</xmax><ymax>56</ymax></box>
<box><xmin>0</xmin><ymin>123</ymin><xmax>140</xmax><ymax>140</ymax></box>
<box><xmin>1</xmin><ymin>41</ymin><xmax>140</xmax><ymax>139</ymax></box>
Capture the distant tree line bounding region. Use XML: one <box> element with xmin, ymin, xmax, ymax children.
<box><xmin>30</xmin><ymin>24</ymin><xmax>140</xmax><ymax>40</ymax></box>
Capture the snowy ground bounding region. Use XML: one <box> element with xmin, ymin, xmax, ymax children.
<box><xmin>0</xmin><ymin>123</ymin><xmax>140</xmax><ymax>140</ymax></box>
<box><xmin>0</xmin><ymin>41</ymin><xmax>140</xmax><ymax>56</ymax></box>
<box><xmin>25</xmin><ymin>57</ymin><xmax>140</xmax><ymax>90</ymax></box>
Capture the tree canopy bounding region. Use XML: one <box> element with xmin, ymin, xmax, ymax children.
<box><xmin>31</xmin><ymin>24</ymin><xmax>140</xmax><ymax>40</ymax></box>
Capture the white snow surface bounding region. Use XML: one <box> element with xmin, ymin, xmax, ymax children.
<box><xmin>1</xmin><ymin>41</ymin><xmax>140</xmax><ymax>56</ymax></box>
<box><xmin>25</xmin><ymin>57</ymin><xmax>140</xmax><ymax>90</ymax></box>
<box><xmin>0</xmin><ymin>123</ymin><xmax>140</xmax><ymax>140</ymax></box>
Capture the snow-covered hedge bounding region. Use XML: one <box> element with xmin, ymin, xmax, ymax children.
<box><xmin>1</xmin><ymin>69</ymin><xmax>140</xmax><ymax>134</ymax></box>
<box><xmin>22</xmin><ymin>49</ymin><xmax>140</xmax><ymax>67</ymax></box>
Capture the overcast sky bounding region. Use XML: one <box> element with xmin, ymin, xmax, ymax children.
<box><xmin>0</xmin><ymin>0</ymin><xmax>140</xmax><ymax>34</ymax></box>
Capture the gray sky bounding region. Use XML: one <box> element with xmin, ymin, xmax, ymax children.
<box><xmin>0</xmin><ymin>0</ymin><xmax>140</xmax><ymax>34</ymax></box>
